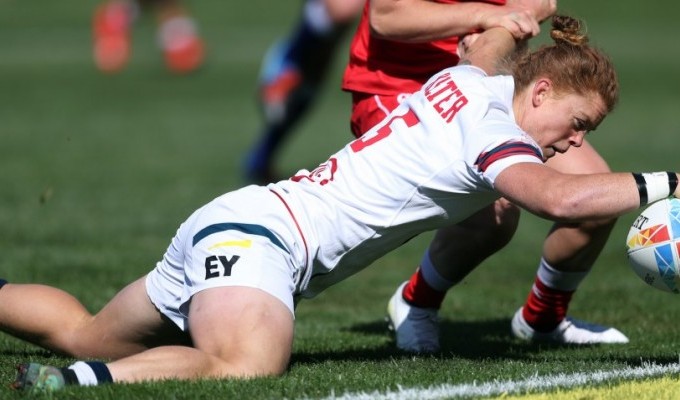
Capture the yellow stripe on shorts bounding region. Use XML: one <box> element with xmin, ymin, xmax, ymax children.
<box><xmin>208</xmin><ymin>240</ymin><xmax>252</xmax><ymax>250</ymax></box>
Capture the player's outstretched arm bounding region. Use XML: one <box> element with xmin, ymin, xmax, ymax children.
<box><xmin>494</xmin><ymin>163</ymin><xmax>680</xmax><ymax>221</ymax></box>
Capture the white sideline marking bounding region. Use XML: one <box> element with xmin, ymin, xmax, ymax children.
<box><xmin>315</xmin><ymin>361</ymin><xmax>680</xmax><ymax>400</ymax></box>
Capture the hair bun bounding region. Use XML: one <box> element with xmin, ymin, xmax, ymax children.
<box><xmin>550</xmin><ymin>15</ymin><xmax>588</xmax><ymax>46</ymax></box>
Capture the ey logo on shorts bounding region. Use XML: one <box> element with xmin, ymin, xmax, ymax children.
<box><xmin>204</xmin><ymin>254</ymin><xmax>240</xmax><ymax>279</ymax></box>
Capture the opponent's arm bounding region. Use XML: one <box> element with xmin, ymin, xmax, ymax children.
<box><xmin>369</xmin><ymin>0</ymin><xmax>550</xmax><ymax>42</ymax></box>
<box><xmin>507</xmin><ymin>0</ymin><xmax>557</xmax><ymax>22</ymax></box>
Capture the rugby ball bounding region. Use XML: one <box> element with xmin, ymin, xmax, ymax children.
<box><xmin>626</xmin><ymin>198</ymin><xmax>680</xmax><ymax>293</ymax></box>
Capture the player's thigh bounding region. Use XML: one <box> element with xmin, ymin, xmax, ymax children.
<box><xmin>83</xmin><ymin>276</ymin><xmax>189</xmax><ymax>358</ymax></box>
<box><xmin>545</xmin><ymin>139</ymin><xmax>610</xmax><ymax>174</ymax></box>
<box><xmin>183</xmin><ymin>222</ymin><xmax>298</xmax><ymax>375</ymax></box>
<box><xmin>188</xmin><ymin>286</ymin><xmax>294</xmax><ymax>376</ymax></box>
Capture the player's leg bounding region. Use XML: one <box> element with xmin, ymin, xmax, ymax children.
<box><xmin>99</xmin><ymin>192</ymin><xmax>300</xmax><ymax>385</ymax></box>
<box><xmin>108</xmin><ymin>286</ymin><xmax>294</xmax><ymax>383</ymax></box>
<box><xmin>0</xmin><ymin>276</ymin><xmax>187</xmax><ymax>360</ymax></box>
<box><xmin>12</xmin><ymin>214</ymin><xmax>299</xmax><ymax>391</ymax></box>
<box><xmin>387</xmin><ymin>199</ymin><xmax>520</xmax><ymax>352</ymax></box>
<box><xmin>245</xmin><ymin>0</ymin><xmax>364</xmax><ymax>183</ymax></box>
<box><xmin>12</xmin><ymin>286</ymin><xmax>293</xmax><ymax>393</ymax></box>
<box><xmin>101</xmin><ymin>210</ymin><xmax>300</xmax><ymax>384</ymax></box>
<box><xmin>511</xmin><ymin>140</ymin><xmax>628</xmax><ymax>343</ymax></box>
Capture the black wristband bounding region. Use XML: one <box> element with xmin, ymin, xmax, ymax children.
<box><xmin>632</xmin><ymin>172</ymin><xmax>647</xmax><ymax>206</ymax></box>
<box><xmin>667</xmin><ymin>172</ymin><xmax>678</xmax><ymax>194</ymax></box>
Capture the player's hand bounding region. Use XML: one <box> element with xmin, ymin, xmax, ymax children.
<box><xmin>507</xmin><ymin>0</ymin><xmax>557</xmax><ymax>22</ymax></box>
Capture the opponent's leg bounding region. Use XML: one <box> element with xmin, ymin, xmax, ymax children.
<box><xmin>245</xmin><ymin>0</ymin><xmax>363</xmax><ymax>183</ymax></box>
<box><xmin>0</xmin><ymin>276</ymin><xmax>187</xmax><ymax>360</ymax></box>
<box><xmin>387</xmin><ymin>199</ymin><xmax>520</xmax><ymax>352</ymax></box>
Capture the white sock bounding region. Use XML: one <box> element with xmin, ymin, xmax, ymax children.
<box><xmin>67</xmin><ymin>361</ymin><xmax>100</xmax><ymax>386</ymax></box>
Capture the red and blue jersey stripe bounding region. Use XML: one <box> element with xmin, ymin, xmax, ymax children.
<box><xmin>475</xmin><ymin>141</ymin><xmax>543</xmax><ymax>173</ymax></box>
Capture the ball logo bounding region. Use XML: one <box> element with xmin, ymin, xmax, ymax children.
<box><xmin>626</xmin><ymin>198</ymin><xmax>680</xmax><ymax>294</ymax></box>
<box><xmin>626</xmin><ymin>223</ymin><xmax>669</xmax><ymax>249</ymax></box>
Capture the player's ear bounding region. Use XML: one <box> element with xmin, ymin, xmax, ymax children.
<box><xmin>532</xmin><ymin>78</ymin><xmax>553</xmax><ymax>107</ymax></box>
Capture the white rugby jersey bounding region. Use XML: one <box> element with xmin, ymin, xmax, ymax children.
<box><xmin>268</xmin><ymin>65</ymin><xmax>544</xmax><ymax>298</ymax></box>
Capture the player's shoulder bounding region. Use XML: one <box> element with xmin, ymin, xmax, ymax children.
<box><xmin>445</xmin><ymin>65</ymin><xmax>513</xmax><ymax>107</ymax></box>
<box><xmin>445</xmin><ymin>64</ymin><xmax>487</xmax><ymax>79</ymax></box>
<box><xmin>421</xmin><ymin>65</ymin><xmax>487</xmax><ymax>95</ymax></box>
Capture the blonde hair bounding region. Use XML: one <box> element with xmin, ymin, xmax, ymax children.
<box><xmin>513</xmin><ymin>15</ymin><xmax>619</xmax><ymax>112</ymax></box>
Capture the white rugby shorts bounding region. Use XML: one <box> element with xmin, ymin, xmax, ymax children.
<box><xmin>145</xmin><ymin>185</ymin><xmax>305</xmax><ymax>331</ymax></box>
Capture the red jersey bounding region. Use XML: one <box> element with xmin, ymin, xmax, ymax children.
<box><xmin>342</xmin><ymin>0</ymin><xmax>506</xmax><ymax>96</ymax></box>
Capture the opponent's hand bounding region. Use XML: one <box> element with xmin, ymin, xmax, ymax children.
<box><xmin>477</xmin><ymin>8</ymin><xmax>540</xmax><ymax>39</ymax></box>
<box><xmin>507</xmin><ymin>0</ymin><xmax>557</xmax><ymax>22</ymax></box>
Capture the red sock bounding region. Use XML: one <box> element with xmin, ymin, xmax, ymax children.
<box><xmin>522</xmin><ymin>277</ymin><xmax>574</xmax><ymax>332</ymax></box>
<box><xmin>402</xmin><ymin>268</ymin><xmax>446</xmax><ymax>309</ymax></box>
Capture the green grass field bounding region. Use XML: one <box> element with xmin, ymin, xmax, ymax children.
<box><xmin>2</xmin><ymin>1</ymin><xmax>680</xmax><ymax>398</ymax></box>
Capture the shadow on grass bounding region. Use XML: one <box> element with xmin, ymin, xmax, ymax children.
<box><xmin>291</xmin><ymin>318</ymin><xmax>680</xmax><ymax>368</ymax></box>
<box><xmin>344</xmin><ymin>317</ymin><xmax>570</xmax><ymax>358</ymax></box>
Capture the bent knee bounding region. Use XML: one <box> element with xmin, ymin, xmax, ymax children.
<box><xmin>33</xmin><ymin>316</ymin><xmax>96</xmax><ymax>357</ymax></box>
